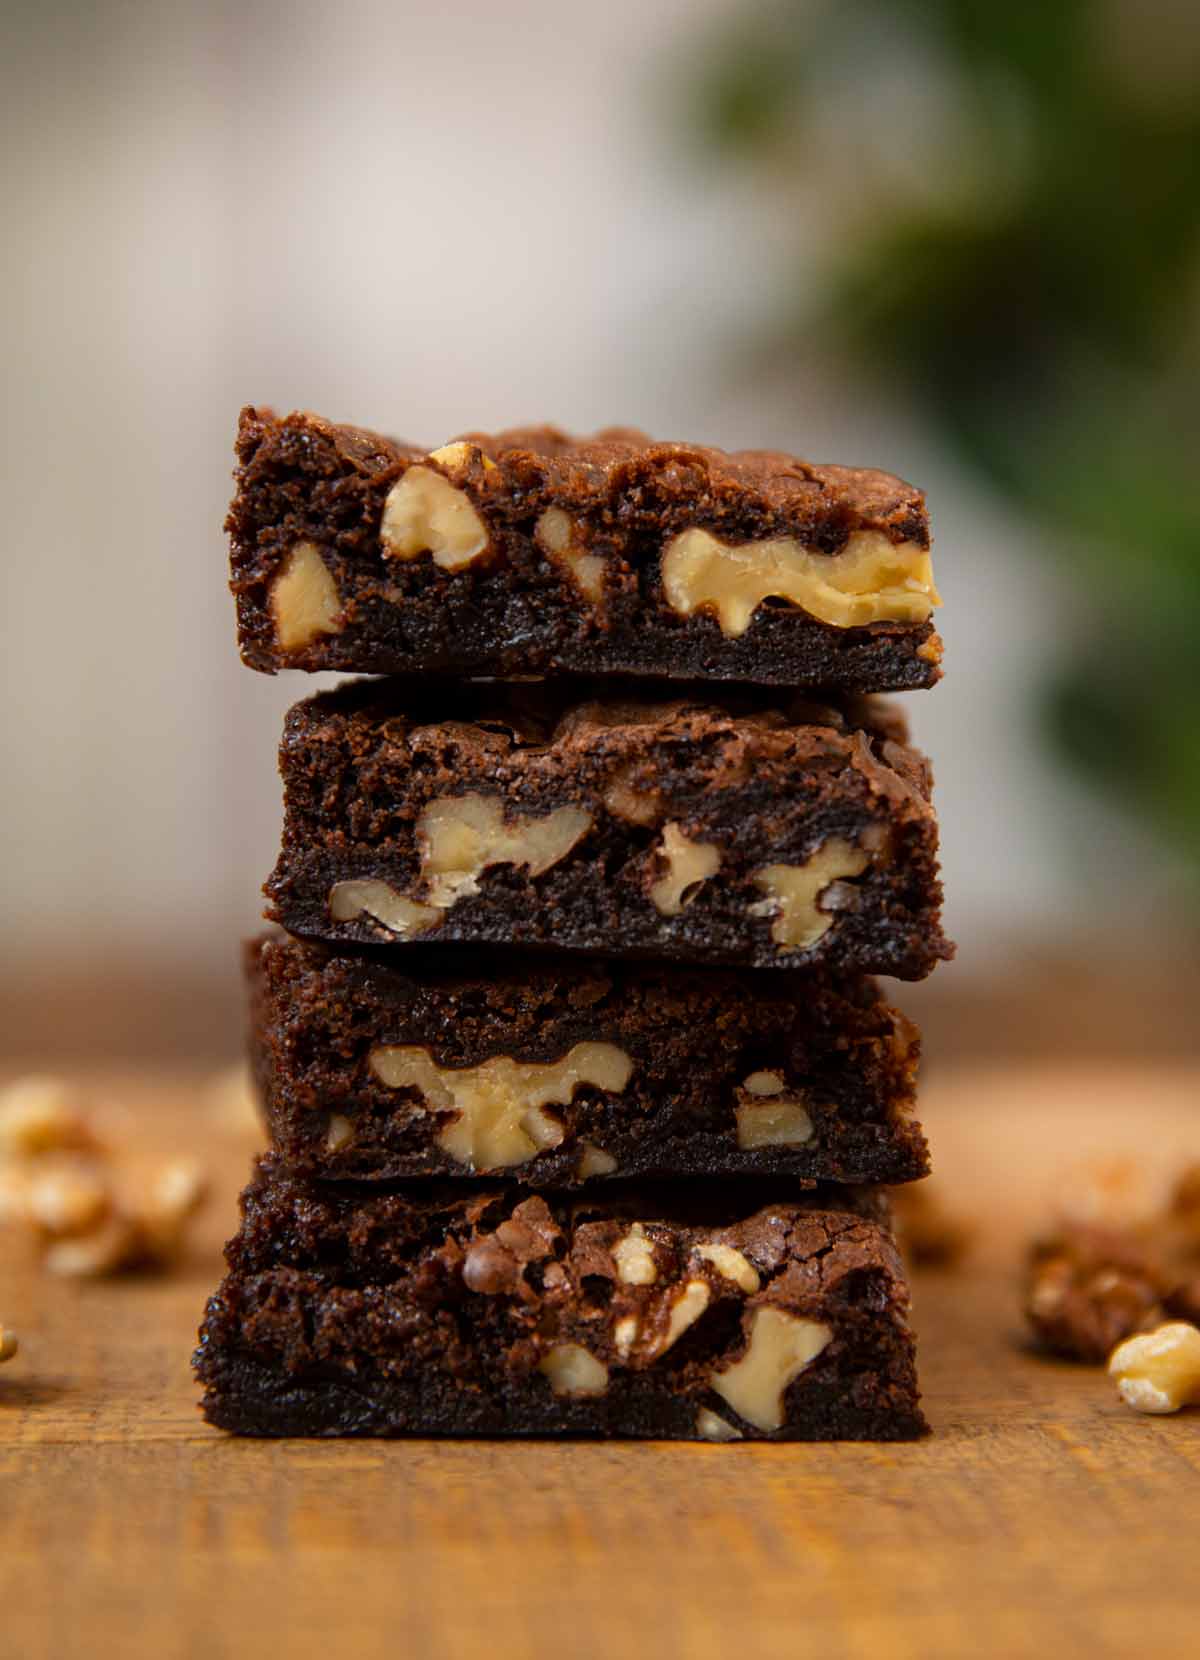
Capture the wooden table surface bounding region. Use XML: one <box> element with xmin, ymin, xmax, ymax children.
<box><xmin>2</xmin><ymin>1063</ymin><xmax>1198</xmax><ymax>1660</ymax></box>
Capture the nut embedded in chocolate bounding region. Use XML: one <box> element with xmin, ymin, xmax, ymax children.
<box><xmin>269</xmin><ymin>542</ymin><xmax>342</xmax><ymax>651</ymax></box>
<box><xmin>710</xmin><ymin>1309</ymin><xmax>834</xmax><ymax>1433</ymax></box>
<box><xmin>660</xmin><ymin>526</ymin><xmax>938</xmax><ymax>636</ymax></box>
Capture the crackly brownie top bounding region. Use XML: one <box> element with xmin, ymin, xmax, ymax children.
<box><xmin>230</xmin><ymin>1154</ymin><xmax>893</xmax><ymax>1284</ymax></box>
<box><xmin>236</xmin><ymin>408</ymin><xmax>929</xmax><ymax>545</ymax></box>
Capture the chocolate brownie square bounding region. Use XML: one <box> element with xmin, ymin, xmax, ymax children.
<box><xmin>247</xmin><ymin>934</ymin><xmax>928</xmax><ymax>1185</ymax></box>
<box><xmin>266</xmin><ymin>680</ymin><xmax>951</xmax><ymax>978</ymax></box>
<box><xmin>195</xmin><ymin>1160</ymin><xmax>925</xmax><ymax>1440</ymax></box>
<box><xmin>228</xmin><ymin>409</ymin><xmax>942</xmax><ymax>691</ymax></box>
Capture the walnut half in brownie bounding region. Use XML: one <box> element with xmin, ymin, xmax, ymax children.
<box><xmin>195</xmin><ymin>1160</ymin><xmax>925</xmax><ymax>1441</ymax></box>
<box><xmin>247</xmin><ymin>935</ymin><xmax>928</xmax><ymax>1185</ymax></box>
<box><xmin>266</xmin><ymin>680</ymin><xmax>951</xmax><ymax>978</ymax></box>
<box><xmin>228</xmin><ymin>408</ymin><xmax>942</xmax><ymax>691</ymax></box>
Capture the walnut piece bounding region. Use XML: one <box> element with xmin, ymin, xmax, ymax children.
<box><xmin>1167</xmin><ymin>1276</ymin><xmax>1200</xmax><ymax>1326</ymax></box>
<box><xmin>660</xmin><ymin>526</ymin><xmax>940</xmax><ymax>636</ymax></box>
<box><xmin>711</xmin><ymin>1308</ymin><xmax>832</xmax><ymax>1432</ymax></box>
<box><xmin>418</xmin><ymin>792</ymin><xmax>593</xmax><ymax>908</ymax></box>
<box><xmin>695</xmin><ymin>1241</ymin><xmax>761</xmax><ymax>1294</ymax></box>
<box><xmin>380</xmin><ymin>450</ymin><xmax>490</xmax><ymax>570</ymax></box>
<box><xmin>613</xmin><ymin>1222</ymin><xmax>658</xmax><ymax>1286</ymax></box>
<box><xmin>270</xmin><ymin>541</ymin><xmax>342</xmax><ymax>651</ymax></box>
<box><xmin>539</xmin><ymin>1343</ymin><xmax>609</xmax><ymax>1396</ymax></box>
<box><xmin>1108</xmin><ymin>1322</ymin><xmax>1200</xmax><ymax>1414</ymax></box>
<box><xmin>1169</xmin><ymin>1163</ymin><xmax>1200</xmax><ymax>1243</ymax></box>
<box><xmin>325</xmin><ymin>1114</ymin><xmax>354</xmax><ymax>1153</ymax></box>
<box><xmin>734</xmin><ymin>1072</ymin><xmax>814</xmax><ymax>1149</ymax></box>
<box><xmin>695</xmin><ymin>1407</ymin><xmax>742</xmax><ymax>1442</ymax></box>
<box><xmin>44</xmin><ymin>1215</ymin><xmax>142</xmax><ymax>1278</ymax></box>
<box><xmin>648</xmin><ymin>823</ymin><xmax>721</xmax><ymax>917</ymax></box>
<box><xmin>25</xmin><ymin>1160</ymin><xmax>109</xmax><ymax>1236</ymax></box>
<box><xmin>1024</xmin><ymin>1222</ymin><xmax>1168</xmax><ymax>1362</ymax></box>
<box><xmin>603</xmin><ymin>766</ymin><xmax>662</xmax><ymax>827</ymax></box>
<box><xmin>536</xmin><ymin>507</ymin><xmax>606</xmax><ymax>603</ymax></box>
<box><xmin>613</xmin><ymin>1315</ymin><xmax>640</xmax><ymax>1358</ymax></box>
<box><xmin>0</xmin><ymin>1325</ymin><xmax>17</xmax><ymax>1364</ymax></box>
<box><xmin>890</xmin><ymin>1181</ymin><xmax>973</xmax><ymax>1270</ymax></box>
<box><xmin>655</xmin><ymin>1279</ymin><xmax>711</xmax><ymax>1355</ymax></box>
<box><xmin>742</xmin><ymin>1070</ymin><xmax>785</xmax><ymax>1094</ymax></box>
<box><xmin>750</xmin><ymin>838</ymin><xmax>872</xmax><ymax>949</ymax></box>
<box><xmin>328</xmin><ymin>879</ymin><xmax>441</xmax><ymax>938</ymax></box>
<box><xmin>369</xmin><ymin>1041</ymin><xmax>633</xmax><ymax>1169</ymax></box>
<box><xmin>428</xmin><ymin>440</ymin><xmax>496</xmax><ymax>473</ymax></box>
<box><xmin>43</xmin><ymin>1158</ymin><xmax>206</xmax><ymax>1279</ymax></box>
<box><xmin>1024</xmin><ymin>1160</ymin><xmax>1200</xmax><ymax>1362</ymax></box>
<box><xmin>0</xmin><ymin>1080</ymin><xmax>207</xmax><ymax>1279</ymax></box>
<box><xmin>42</xmin><ymin>1158</ymin><xmax>205</xmax><ymax>1278</ymax></box>
<box><xmin>115</xmin><ymin>1158</ymin><xmax>207</xmax><ymax>1272</ymax></box>
<box><xmin>577</xmin><ymin>1142</ymin><xmax>618</xmax><ymax>1178</ymax></box>
<box><xmin>0</xmin><ymin>1076</ymin><xmax>95</xmax><ymax>1156</ymax></box>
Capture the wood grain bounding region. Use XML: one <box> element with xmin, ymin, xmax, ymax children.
<box><xmin>2</xmin><ymin>1065</ymin><xmax>1198</xmax><ymax>1660</ymax></box>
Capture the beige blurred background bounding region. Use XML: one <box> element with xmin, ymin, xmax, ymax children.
<box><xmin>3</xmin><ymin>0</ymin><xmax>1198</xmax><ymax>1064</ymax></box>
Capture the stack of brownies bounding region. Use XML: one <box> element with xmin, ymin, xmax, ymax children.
<box><xmin>195</xmin><ymin>410</ymin><xmax>950</xmax><ymax>1441</ymax></box>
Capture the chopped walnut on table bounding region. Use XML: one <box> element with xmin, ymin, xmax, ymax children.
<box><xmin>1170</xmin><ymin>1163</ymin><xmax>1200</xmax><ymax>1226</ymax></box>
<box><xmin>1108</xmin><ymin>1322</ymin><xmax>1200</xmax><ymax>1415</ymax></box>
<box><xmin>890</xmin><ymin>1182</ymin><xmax>973</xmax><ymax>1270</ymax></box>
<box><xmin>1022</xmin><ymin>1157</ymin><xmax>1200</xmax><ymax>1364</ymax></box>
<box><xmin>0</xmin><ymin>1075</ymin><xmax>98</xmax><ymax>1156</ymax></box>
<box><xmin>1166</xmin><ymin>1163</ymin><xmax>1200</xmax><ymax>1261</ymax></box>
<box><xmin>1023</xmin><ymin>1222</ymin><xmax>1170</xmax><ymax>1364</ymax></box>
<box><xmin>0</xmin><ymin>1075</ymin><xmax>208</xmax><ymax>1279</ymax></box>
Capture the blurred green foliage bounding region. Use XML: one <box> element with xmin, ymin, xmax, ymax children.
<box><xmin>686</xmin><ymin>0</ymin><xmax>1200</xmax><ymax>868</ymax></box>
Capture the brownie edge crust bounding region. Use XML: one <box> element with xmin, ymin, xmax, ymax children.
<box><xmin>195</xmin><ymin>1161</ymin><xmax>926</xmax><ymax>1441</ymax></box>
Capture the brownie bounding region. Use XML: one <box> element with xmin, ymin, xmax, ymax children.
<box><xmin>247</xmin><ymin>934</ymin><xmax>928</xmax><ymax>1185</ymax></box>
<box><xmin>195</xmin><ymin>1158</ymin><xmax>925</xmax><ymax>1440</ymax></box>
<box><xmin>228</xmin><ymin>408</ymin><xmax>942</xmax><ymax>691</ymax></box>
<box><xmin>266</xmin><ymin>680</ymin><xmax>950</xmax><ymax>978</ymax></box>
